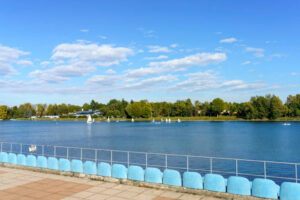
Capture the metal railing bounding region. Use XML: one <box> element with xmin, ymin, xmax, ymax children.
<box><xmin>0</xmin><ymin>141</ymin><xmax>298</xmax><ymax>184</ymax></box>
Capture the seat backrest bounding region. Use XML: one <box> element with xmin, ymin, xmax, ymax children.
<box><xmin>163</xmin><ymin>169</ymin><xmax>182</xmax><ymax>186</ymax></box>
<box><xmin>227</xmin><ymin>176</ymin><xmax>251</xmax><ymax>196</ymax></box>
<box><xmin>183</xmin><ymin>171</ymin><xmax>203</xmax><ymax>189</ymax></box>
<box><xmin>145</xmin><ymin>167</ymin><xmax>163</xmax><ymax>184</ymax></box>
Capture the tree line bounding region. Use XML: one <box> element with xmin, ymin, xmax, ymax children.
<box><xmin>0</xmin><ymin>94</ymin><xmax>299</xmax><ymax>120</ymax></box>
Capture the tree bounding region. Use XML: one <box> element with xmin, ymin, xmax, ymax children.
<box><xmin>82</xmin><ymin>103</ymin><xmax>90</xmax><ymax>111</ymax></box>
<box><xmin>0</xmin><ymin>105</ymin><xmax>8</xmax><ymax>120</ymax></box>
<box><xmin>36</xmin><ymin>104</ymin><xmax>47</xmax><ymax>117</ymax></box>
<box><xmin>211</xmin><ymin>98</ymin><xmax>225</xmax><ymax>116</ymax></box>
<box><xmin>125</xmin><ymin>102</ymin><xmax>142</xmax><ymax>118</ymax></box>
<box><xmin>251</xmin><ymin>96</ymin><xmax>269</xmax><ymax>119</ymax></box>
<box><xmin>237</xmin><ymin>102</ymin><xmax>257</xmax><ymax>119</ymax></box>
<box><xmin>18</xmin><ymin>103</ymin><xmax>35</xmax><ymax>118</ymax></box>
<box><xmin>269</xmin><ymin>95</ymin><xmax>285</xmax><ymax>119</ymax></box>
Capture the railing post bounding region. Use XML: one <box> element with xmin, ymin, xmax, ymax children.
<box><xmin>264</xmin><ymin>161</ymin><xmax>267</xmax><ymax>179</ymax></box>
<box><xmin>187</xmin><ymin>156</ymin><xmax>189</xmax><ymax>171</ymax></box>
<box><xmin>145</xmin><ymin>153</ymin><xmax>148</xmax><ymax>168</ymax></box>
<box><xmin>20</xmin><ymin>143</ymin><xmax>22</xmax><ymax>154</ymax></box>
<box><xmin>95</xmin><ymin>149</ymin><xmax>97</xmax><ymax>162</ymax></box>
<box><xmin>210</xmin><ymin>158</ymin><xmax>213</xmax><ymax>173</ymax></box>
<box><xmin>110</xmin><ymin>150</ymin><xmax>113</xmax><ymax>165</ymax></box>
<box><xmin>66</xmin><ymin>147</ymin><xmax>69</xmax><ymax>160</ymax></box>
<box><xmin>10</xmin><ymin>143</ymin><xmax>12</xmax><ymax>153</ymax></box>
<box><xmin>54</xmin><ymin>146</ymin><xmax>56</xmax><ymax>158</ymax></box>
<box><xmin>165</xmin><ymin>154</ymin><xmax>168</xmax><ymax>169</ymax></box>
<box><xmin>236</xmin><ymin>159</ymin><xmax>238</xmax><ymax>176</ymax></box>
<box><xmin>42</xmin><ymin>145</ymin><xmax>44</xmax><ymax>156</ymax></box>
<box><xmin>80</xmin><ymin>148</ymin><xmax>83</xmax><ymax>161</ymax></box>
<box><xmin>1</xmin><ymin>142</ymin><xmax>2</xmax><ymax>152</ymax></box>
<box><xmin>296</xmin><ymin>164</ymin><xmax>298</xmax><ymax>183</ymax></box>
<box><xmin>127</xmin><ymin>152</ymin><xmax>130</xmax><ymax>167</ymax></box>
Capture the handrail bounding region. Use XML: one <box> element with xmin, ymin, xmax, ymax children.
<box><xmin>0</xmin><ymin>141</ymin><xmax>298</xmax><ymax>183</ymax></box>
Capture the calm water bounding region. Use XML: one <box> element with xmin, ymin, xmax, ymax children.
<box><xmin>0</xmin><ymin>120</ymin><xmax>299</xmax><ymax>162</ymax></box>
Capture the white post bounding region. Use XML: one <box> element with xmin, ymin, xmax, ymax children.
<box><xmin>145</xmin><ymin>153</ymin><xmax>148</xmax><ymax>168</ymax></box>
<box><xmin>296</xmin><ymin>164</ymin><xmax>298</xmax><ymax>183</ymax></box>
<box><xmin>186</xmin><ymin>156</ymin><xmax>189</xmax><ymax>171</ymax></box>
<box><xmin>165</xmin><ymin>154</ymin><xmax>168</xmax><ymax>169</ymax></box>
<box><xmin>210</xmin><ymin>158</ymin><xmax>213</xmax><ymax>173</ymax></box>
<box><xmin>236</xmin><ymin>160</ymin><xmax>238</xmax><ymax>176</ymax></box>
<box><xmin>264</xmin><ymin>161</ymin><xmax>267</xmax><ymax>179</ymax></box>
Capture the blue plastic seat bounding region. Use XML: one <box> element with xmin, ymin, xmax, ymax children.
<box><xmin>47</xmin><ymin>157</ymin><xmax>59</xmax><ymax>170</ymax></box>
<box><xmin>59</xmin><ymin>158</ymin><xmax>71</xmax><ymax>171</ymax></box>
<box><xmin>183</xmin><ymin>172</ymin><xmax>203</xmax><ymax>189</ymax></box>
<box><xmin>112</xmin><ymin>164</ymin><xmax>127</xmax><ymax>179</ymax></box>
<box><xmin>8</xmin><ymin>153</ymin><xmax>17</xmax><ymax>164</ymax></box>
<box><xmin>163</xmin><ymin>169</ymin><xmax>182</xmax><ymax>186</ymax></box>
<box><xmin>204</xmin><ymin>174</ymin><xmax>226</xmax><ymax>192</ymax></box>
<box><xmin>17</xmin><ymin>154</ymin><xmax>26</xmax><ymax>165</ymax></box>
<box><xmin>252</xmin><ymin>178</ymin><xmax>279</xmax><ymax>199</ymax></box>
<box><xmin>0</xmin><ymin>152</ymin><xmax>8</xmax><ymax>163</ymax></box>
<box><xmin>71</xmin><ymin>159</ymin><xmax>83</xmax><ymax>173</ymax></box>
<box><xmin>97</xmin><ymin>162</ymin><xmax>111</xmax><ymax>177</ymax></box>
<box><xmin>280</xmin><ymin>182</ymin><xmax>300</xmax><ymax>200</ymax></box>
<box><xmin>26</xmin><ymin>155</ymin><xmax>37</xmax><ymax>167</ymax></box>
<box><xmin>145</xmin><ymin>167</ymin><xmax>163</xmax><ymax>184</ymax></box>
<box><xmin>83</xmin><ymin>161</ymin><xmax>97</xmax><ymax>175</ymax></box>
<box><xmin>227</xmin><ymin>176</ymin><xmax>251</xmax><ymax>196</ymax></box>
<box><xmin>37</xmin><ymin>156</ymin><xmax>47</xmax><ymax>168</ymax></box>
<box><xmin>128</xmin><ymin>165</ymin><xmax>144</xmax><ymax>181</ymax></box>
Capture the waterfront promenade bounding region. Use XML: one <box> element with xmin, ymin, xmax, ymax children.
<box><xmin>0</xmin><ymin>166</ymin><xmax>223</xmax><ymax>200</ymax></box>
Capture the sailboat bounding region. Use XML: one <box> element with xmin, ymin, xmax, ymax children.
<box><xmin>131</xmin><ymin>118</ymin><xmax>135</xmax><ymax>122</ymax></box>
<box><xmin>177</xmin><ymin>118</ymin><xmax>181</xmax><ymax>123</ymax></box>
<box><xmin>168</xmin><ymin>118</ymin><xmax>171</xmax><ymax>123</ymax></box>
<box><xmin>152</xmin><ymin>118</ymin><xmax>155</xmax><ymax>123</ymax></box>
<box><xmin>107</xmin><ymin>117</ymin><xmax>110</xmax><ymax>122</ymax></box>
<box><xmin>87</xmin><ymin>114</ymin><xmax>93</xmax><ymax>124</ymax></box>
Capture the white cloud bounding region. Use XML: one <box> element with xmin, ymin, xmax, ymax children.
<box><xmin>271</xmin><ymin>53</ymin><xmax>283</xmax><ymax>58</ymax></box>
<box><xmin>30</xmin><ymin>61</ymin><xmax>95</xmax><ymax>83</ymax></box>
<box><xmin>170</xmin><ymin>44</ymin><xmax>178</xmax><ymax>48</ymax></box>
<box><xmin>0</xmin><ymin>44</ymin><xmax>30</xmax><ymax>76</ymax></box>
<box><xmin>245</xmin><ymin>47</ymin><xmax>264</xmax><ymax>52</ymax></box>
<box><xmin>51</xmin><ymin>42</ymin><xmax>134</xmax><ymax>67</ymax></box>
<box><xmin>17</xmin><ymin>60</ymin><xmax>33</xmax><ymax>67</ymax></box>
<box><xmin>86</xmin><ymin>75</ymin><xmax>120</xmax><ymax>87</ymax></box>
<box><xmin>121</xmin><ymin>75</ymin><xmax>177</xmax><ymax>91</ymax></box>
<box><xmin>291</xmin><ymin>72</ymin><xmax>297</xmax><ymax>76</ymax></box>
<box><xmin>105</xmin><ymin>69</ymin><xmax>116</xmax><ymax>74</ymax></box>
<box><xmin>147</xmin><ymin>45</ymin><xmax>171</xmax><ymax>53</ymax></box>
<box><xmin>40</xmin><ymin>61</ymin><xmax>51</xmax><ymax>67</ymax></box>
<box><xmin>245</xmin><ymin>47</ymin><xmax>265</xmax><ymax>58</ymax></box>
<box><xmin>126</xmin><ymin>52</ymin><xmax>227</xmax><ymax>78</ymax></box>
<box><xmin>80</xmin><ymin>29</ymin><xmax>89</xmax><ymax>32</ymax></box>
<box><xmin>99</xmin><ymin>35</ymin><xmax>107</xmax><ymax>40</ymax></box>
<box><xmin>241</xmin><ymin>61</ymin><xmax>251</xmax><ymax>65</ymax></box>
<box><xmin>144</xmin><ymin>55</ymin><xmax>168</xmax><ymax>60</ymax></box>
<box><xmin>137</xmin><ymin>28</ymin><xmax>156</xmax><ymax>38</ymax></box>
<box><xmin>227</xmin><ymin>82</ymin><xmax>267</xmax><ymax>91</ymax></box>
<box><xmin>138</xmin><ymin>49</ymin><xmax>144</xmax><ymax>53</ymax></box>
<box><xmin>220</xmin><ymin>37</ymin><xmax>237</xmax><ymax>43</ymax></box>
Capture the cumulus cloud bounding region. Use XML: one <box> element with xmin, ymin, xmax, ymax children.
<box><xmin>144</xmin><ymin>55</ymin><xmax>168</xmax><ymax>60</ymax></box>
<box><xmin>121</xmin><ymin>75</ymin><xmax>177</xmax><ymax>91</ymax></box>
<box><xmin>147</xmin><ymin>45</ymin><xmax>171</xmax><ymax>53</ymax></box>
<box><xmin>40</xmin><ymin>61</ymin><xmax>51</xmax><ymax>67</ymax></box>
<box><xmin>245</xmin><ymin>47</ymin><xmax>265</xmax><ymax>58</ymax></box>
<box><xmin>126</xmin><ymin>52</ymin><xmax>227</xmax><ymax>78</ymax></box>
<box><xmin>241</xmin><ymin>61</ymin><xmax>251</xmax><ymax>65</ymax></box>
<box><xmin>220</xmin><ymin>37</ymin><xmax>237</xmax><ymax>43</ymax></box>
<box><xmin>17</xmin><ymin>60</ymin><xmax>33</xmax><ymax>67</ymax></box>
<box><xmin>80</xmin><ymin>29</ymin><xmax>89</xmax><ymax>32</ymax></box>
<box><xmin>105</xmin><ymin>69</ymin><xmax>116</xmax><ymax>74</ymax></box>
<box><xmin>226</xmin><ymin>82</ymin><xmax>267</xmax><ymax>91</ymax></box>
<box><xmin>170</xmin><ymin>44</ymin><xmax>178</xmax><ymax>48</ymax></box>
<box><xmin>51</xmin><ymin>42</ymin><xmax>133</xmax><ymax>66</ymax></box>
<box><xmin>99</xmin><ymin>35</ymin><xmax>107</xmax><ymax>40</ymax></box>
<box><xmin>0</xmin><ymin>44</ymin><xmax>30</xmax><ymax>76</ymax></box>
<box><xmin>291</xmin><ymin>72</ymin><xmax>297</xmax><ymax>76</ymax></box>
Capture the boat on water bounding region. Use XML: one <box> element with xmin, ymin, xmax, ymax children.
<box><xmin>169</xmin><ymin>118</ymin><xmax>171</xmax><ymax>123</ymax></box>
<box><xmin>177</xmin><ymin>118</ymin><xmax>181</xmax><ymax>123</ymax></box>
<box><xmin>152</xmin><ymin>118</ymin><xmax>155</xmax><ymax>123</ymax></box>
<box><xmin>29</xmin><ymin>145</ymin><xmax>37</xmax><ymax>152</ymax></box>
<box><xmin>283</xmin><ymin>122</ymin><xmax>291</xmax><ymax>126</ymax></box>
<box><xmin>131</xmin><ymin>118</ymin><xmax>135</xmax><ymax>122</ymax></box>
<box><xmin>107</xmin><ymin>117</ymin><xmax>110</xmax><ymax>122</ymax></box>
<box><xmin>87</xmin><ymin>114</ymin><xmax>93</xmax><ymax>124</ymax></box>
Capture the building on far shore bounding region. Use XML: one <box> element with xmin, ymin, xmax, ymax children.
<box><xmin>43</xmin><ymin>115</ymin><xmax>60</xmax><ymax>119</ymax></box>
<box><xmin>75</xmin><ymin>109</ymin><xmax>100</xmax><ymax>117</ymax></box>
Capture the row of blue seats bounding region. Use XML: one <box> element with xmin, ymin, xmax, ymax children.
<box><xmin>0</xmin><ymin>152</ymin><xmax>299</xmax><ymax>200</ymax></box>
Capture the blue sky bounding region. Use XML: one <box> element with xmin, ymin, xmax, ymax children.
<box><xmin>0</xmin><ymin>0</ymin><xmax>299</xmax><ymax>106</ymax></box>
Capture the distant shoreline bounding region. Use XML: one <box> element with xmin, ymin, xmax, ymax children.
<box><xmin>7</xmin><ymin>116</ymin><xmax>300</xmax><ymax>122</ymax></box>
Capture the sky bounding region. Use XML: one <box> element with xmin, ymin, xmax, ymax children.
<box><xmin>0</xmin><ymin>0</ymin><xmax>299</xmax><ymax>106</ymax></box>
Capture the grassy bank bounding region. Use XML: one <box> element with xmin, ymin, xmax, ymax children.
<box><xmin>12</xmin><ymin>116</ymin><xmax>300</xmax><ymax>122</ymax></box>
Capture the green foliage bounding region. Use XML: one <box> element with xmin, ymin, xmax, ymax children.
<box><xmin>211</xmin><ymin>98</ymin><xmax>225</xmax><ymax>116</ymax></box>
<box><xmin>0</xmin><ymin>105</ymin><xmax>8</xmax><ymax>120</ymax></box>
<box><xmin>2</xmin><ymin>94</ymin><xmax>300</xmax><ymax>120</ymax></box>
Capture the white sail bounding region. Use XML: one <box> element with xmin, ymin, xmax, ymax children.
<box><xmin>132</xmin><ymin>118</ymin><xmax>135</xmax><ymax>122</ymax></box>
<box><xmin>87</xmin><ymin>114</ymin><xmax>93</xmax><ymax>124</ymax></box>
<box><xmin>177</xmin><ymin>118</ymin><xmax>181</xmax><ymax>123</ymax></box>
<box><xmin>107</xmin><ymin>117</ymin><xmax>110</xmax><ymax>122</ymax></box>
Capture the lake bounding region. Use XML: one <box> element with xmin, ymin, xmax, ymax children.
<box><xmin>0</xmin><ymin>120</ymin><xmax>299</xmax><ymax>161</ymax></box>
